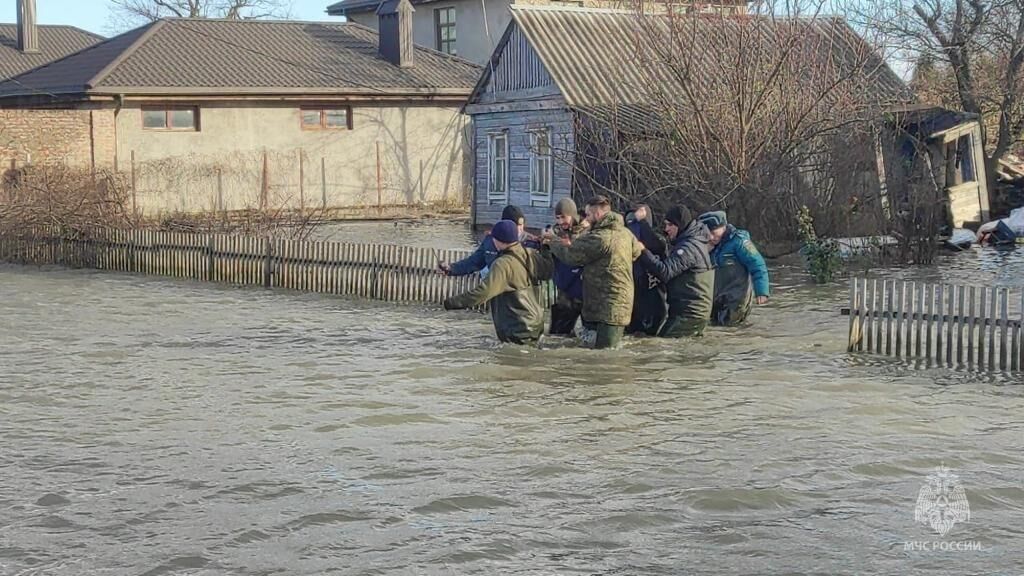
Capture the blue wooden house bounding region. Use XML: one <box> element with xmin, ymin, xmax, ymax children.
<box><xmin>463</xmin><ymin>5</ymin><xmax>907</xmax><ymax>230</ymax></box>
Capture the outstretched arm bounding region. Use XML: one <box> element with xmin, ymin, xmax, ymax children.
<box><xmin>447</xmin><ymin>240</ymin><xmax>490</xmax><ymax>277</ymax></box>
<box><xmin>637</xmin><ymin>245</ymin><xmax>702</xmax><ymax>284</ymax></box>
<box><xmin>444</xmin><ymin>259</ymin><xmax>510</xmax><ymax>309</ymax></box>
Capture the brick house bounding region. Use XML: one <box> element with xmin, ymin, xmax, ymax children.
<box><xmin>0</xmin><ymin>0</ymin><xmax>104</xmax><ymax>168</ymax></box>
<box><xmin>0</xmin><ymin>0</ymin><xmax>481</xmax><ymax>215</ymax></box>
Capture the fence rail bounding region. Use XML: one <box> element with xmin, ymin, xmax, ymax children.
<box><xmin>0</xmin><ymin>228</ymin><xmax>556</xmax><ymax>309</ymax></box>
<box><xmin>842</xmin><ymin>278</ymin><xmax>1023</xmax><ymax>371</ymax></box>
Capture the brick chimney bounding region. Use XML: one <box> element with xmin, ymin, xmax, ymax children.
<box><xmin>377</xmin><ymin>0</ymin><xmax>414</xmax><ymax>68</ymax></box>
<box><xmin>16</xmin><ymin>0</ymin><xmax>39</xmax><ymax>54</ymax></box>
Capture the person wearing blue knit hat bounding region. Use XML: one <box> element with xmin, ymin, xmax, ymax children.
<box><xmin>443</xmin><ymin>220</ymin><xmax>553</xmax><ymax>344</ymax></box>
<box><xmin>698</xmin><ymin>210</ymin><xmax>770</xmax><ymax>326</ymax></box>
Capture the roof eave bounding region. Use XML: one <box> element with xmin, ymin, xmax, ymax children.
<box><xmin>90</xmin><ymin>86</ymin><xmax>475</xmax><ymax>99</ymax></box>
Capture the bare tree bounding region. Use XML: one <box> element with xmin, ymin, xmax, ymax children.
<box><xmin>109</xmin><ymin>0</ymin><xmax>293</xmax><ymax>29</ymax></box>
<box><xmin>848</xmin><ymin>0</ymin><xmax>1024</xmax><ymax>188</ymax></box>
<box><xmin>568</xmin><ymin>0</ymin><xmax>903</xmax><ymax>245</ymax></box>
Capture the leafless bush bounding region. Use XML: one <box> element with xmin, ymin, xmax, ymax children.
<box><xmin>156</xmin><ymin>207</ymin><xmax>326</xmax><ymax>241</ymax></box>
<box><xmin>0</xmin><ymin>162</ymin><xmax>325</xmax><ymax>241</ymax></box>
<box><xmin>0</xmin><ymin>165</ymin><xmax>133</xmax><ymax>236</ymax></box>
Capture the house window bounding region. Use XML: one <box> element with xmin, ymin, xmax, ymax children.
<box><xmin>487</xmin><ymin>132</ymin><xmax>508</xmax><ymax>204</ymax></box>
<box><xmin>529</xmin><ymin>128</ymin><xmax>553</xmax><ymax>206</ymax></box>
<box><xmin>142</xmin><ymin>106</ymin><xmax>199</xmax><ymax>131</ymax></box>
<box><xmin>435</xmin><ymin>7</ymin><xmax>456</xmax><ymax>55</ymax></box>
<box><xmin>301</xmin><ymin>107</ymin><xmax>352</xmax><ymax>130</ymax></box>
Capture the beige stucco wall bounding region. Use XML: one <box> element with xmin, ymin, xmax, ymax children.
<box><xmin>114</xmin><ymin>101</ymin><xmax>470</xmax><ymax>215</ymax></box>
<box><xmin>349</xmin><ymin>0</ymin><xmax>512</xmax><ymax>65</ymax></box>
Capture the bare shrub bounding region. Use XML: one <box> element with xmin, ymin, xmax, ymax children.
<box><xmin>0</xmin><ymin>165</ymin><xmax>133</xmax><ymax>236</ymax></box>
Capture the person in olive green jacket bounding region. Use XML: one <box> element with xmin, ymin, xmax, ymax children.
<box><xmin>443</xmin><ymin>220</ymin><xmax>553</xmax><ymax>345</ymax></box>
<box><xmin>545</xmin><ymin>195</ymin><xmax>643</xmax><ymax>349</ymax></box>
<box><xmin>636</xmin><ymin>205</ymin><xmax>715</xmax><ymax>337</ymax></box>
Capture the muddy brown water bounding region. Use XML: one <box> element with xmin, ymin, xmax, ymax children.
<box><xmin>2</xmin><ymin>221</ymin><xmax>1024</xmax><ymax>575</ymax></box>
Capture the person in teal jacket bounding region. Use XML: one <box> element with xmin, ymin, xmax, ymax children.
<box><xmin>698</xmin><ymin>211</ymin><xmax>770</xmax><ymax>326</ymax></box>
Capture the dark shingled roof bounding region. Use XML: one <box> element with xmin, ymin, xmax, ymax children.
<box><xmin>0</xmin><ymin>24</ymin><xmax>103</xmax><ymax>80</ymax></box>
<box><xmin>0</xmin><ymin>18</ymin><xmax>480</xmax><ymax>99</ymax></box>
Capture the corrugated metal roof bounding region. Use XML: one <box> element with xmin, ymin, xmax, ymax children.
<box><xmin>0</xmin><ymin>24</ymin><xmax>103</xmax><ymax>80</ymax></box>
<box><xmin>500</xmin><ymin>6</ymin><xmax>908</xmax><ymax>111</ymax></box>
<box><xmin>0</xmin><ymin>18</ymin><xmax>480</xmax><ymax>99</ymax></box>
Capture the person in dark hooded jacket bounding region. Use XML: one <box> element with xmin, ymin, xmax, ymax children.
<box><xmin>636</xmin><ymin>205</ymin><xmax>715</xmax><ymax>337</ymax></box>
<box><xmin>625</xmin><ymin>204</ymin><xmax>668</xmax><ymax>335</ymax></box>
<box><xmin>443</xmin><ymin>220</ymin><xmax>553</xmax><ymax>344</ymax></box>
<box><xmin>548</xmin><ymin>198</ymin><xmax>586</xmax><ymax>335</ymax></box>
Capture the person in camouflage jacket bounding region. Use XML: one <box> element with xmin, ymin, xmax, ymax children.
<box><xmin>547</xmin><ymin>196</ymin><xmax>643</xmax><ymax>349</ymax></box>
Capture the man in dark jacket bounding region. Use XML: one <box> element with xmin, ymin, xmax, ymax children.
<box><xmin>698</xmin><ymin>211</ymin><xmax>770</xmax><ymax>326</ymax></box>
<box><xmin>625</xmin><ymin>204</ymin><xmax>668</xmax><ymax>336</ymax></box>
<box><xmin>636</xmin><ymin>205</ymin><xmax>715</xmax><ymax>337</ymax></box>
<box><xmin>548</xmin><ymin>198</ymin><xmax>586</xmax><ymax>335</ymax></box>
<box><xmin>439</xmin><ymin>205</ymin><xmax>535</xmax><ymax>279</ymax></box>
<box><xmin>443</xmin><ymin>220</ymin><xmax>554</xmax><ymax>345</ymax></box>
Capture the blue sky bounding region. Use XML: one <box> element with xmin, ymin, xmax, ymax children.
<box><xmin>0</xmin><ymin>1</ymin><xmax>339</xmax><ymax>35</ymax></box>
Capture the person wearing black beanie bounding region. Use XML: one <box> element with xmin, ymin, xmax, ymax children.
<box><xmin>635</xmin><ymin>204</ymin><xmax>715</xmax><ymax>337</ymax></box>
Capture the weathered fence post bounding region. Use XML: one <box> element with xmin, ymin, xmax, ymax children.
<box><xmin>321</xmin><ymin>157</ymin><xmax>327</xmax><ymax>209</ymax></box>
<box><xmin>263</xmin><ymin>236</ymin><xmax>273</xmax><ymax>288</ymax></box>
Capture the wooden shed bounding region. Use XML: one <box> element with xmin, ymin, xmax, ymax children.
<box><xmin>877</xmin><ymin>106</ymin><xmax>991</xmax><ymax>228</ymax></box>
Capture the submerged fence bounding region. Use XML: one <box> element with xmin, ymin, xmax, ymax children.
<box><xmin>843</xmin><ymin>278</ymin><xmax>1023</xmax><ymax>371</ymax></box>
<box><xmin>0</xmin><ymin>228</ymin><xmax>555</xmax><ymax>309</ymax></box>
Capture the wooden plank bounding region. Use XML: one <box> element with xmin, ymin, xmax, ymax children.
<box><xmin>914</xmin><ymin>282</ymin><xmax>923</xmax><ymax>358</ymax></box>
<box><xmin>1019</xmin><ymin>290</ymin><xmax>1024</xmax><ymax>372</ymax></box>
<box><xmin>866</xmin><ymin>279</ymin><xmax>876</xmax><ymax>353</ymax></box>
<box><xmin>905</xmin><ymin>281</ymin><xmax>914</xmax><ymax>357</ymax></box>
<box><xmin>1000</xmin><ymin>288</ymin><xmax>1009</xmax><ymax>371</ymax></box>
<box><xmin>946</xmin><ymin>284</ymin><xmax>955</xmax><ymax>365</ymax></box>
<box><xmin>848</xmin><ymin>279</ymin><xmax>859</xmax><ymax>352</ymax></box>
<box><xmin>884</xmin><ymin>280</ymin><xmax>893</xmax><ymax>356</ymax></box>
<box><xmin>979</xmin><ymin>287</ymin><xmax>988</xmax><ymax>370</ymax></box>
<box><xmin>988</xmin><ymin>287</ymin><xmax>998</xmax><ymax>369</ymax></box>
<box><xmin>956</xmin><ymin>285</ymin><xmax>965</xmax><ymax>365</ymax></box>
<box><xmin>894</xmin><ymin>281</ymin><xmax>904</xmax><ymax>357</ymax></box>
<box><xmin>968</xmin><ymin>286</ymin><xmax>976</xmax><ymax>366</ymax></box>
<box><xmin>935</xmin><ymin>284</ymin><xmax>944</xmax><ymax>364</ymax></box>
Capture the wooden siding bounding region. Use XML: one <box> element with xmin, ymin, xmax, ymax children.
<box><xmin>489</xmin><ymin>24</ymin><xmax>556</xmax><ymax>94</ymax></box>
<box><xmin>472</xmin><ymin>107</ymin><xmax>575</xmax><ymax>228</ymax></box>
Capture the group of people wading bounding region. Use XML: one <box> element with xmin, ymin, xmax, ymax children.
<box><xmin>438</xmin><ymin>196</ymin><xmax>770</xmax><ymax>349</ymax></box>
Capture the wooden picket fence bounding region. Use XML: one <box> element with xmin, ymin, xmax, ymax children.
<box><xmin>0</xmin><ymin>227</ymin><xmax>556</xmax><ymax>309</ymax></box>
<box><xmin>843</xmin><ymin>278</ymin><xmax>1023</xmax><ymax>371</ymax></box>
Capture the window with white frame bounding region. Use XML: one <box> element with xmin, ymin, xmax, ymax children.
<box><xmin>488</xmin><ymin>132</ymin><xmax>509</xmax><ymax>203</ymax></box>
<box><xmin>529</xmin><ymin>128</ymin><xmax>553</xmax><ymax>206</ymax></box>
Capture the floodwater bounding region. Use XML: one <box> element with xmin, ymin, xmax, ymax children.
<box><xmin>2</xmin><ymin>223</ymin><xmax>1024</xmax><ymax>575</ymax></box>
